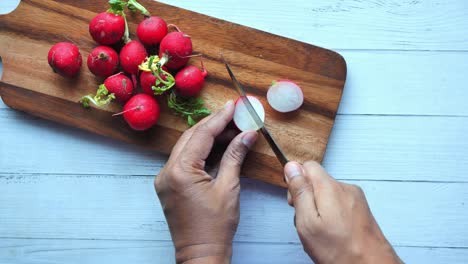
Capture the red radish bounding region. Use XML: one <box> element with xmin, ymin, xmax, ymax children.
<box><xmin>159</xmin><ymin>31</ymin><xmax>193</xmax><ymax>70</ymax></box>
<box><xmin>137</xmin><ymin>16</ymin><xmax>168</xmax><ymax>46</ymax></box>
<box><xmin>140</xmin><ymin>71</ymin><xmax>157</xmax><ymax>95</ymax></box>
<box><xmin>120</xmin><ymin>40</ymin><xmax>148</xmax><ymax>75</ymax></box>
<box><xmin>89</xmin><ymin>12</ymin><xmax>126</xmax><ymax>45</ymax></box>
<box><xmin>267</xmin><ymin>80</ymin><xmax>304</xmax><ymax>113</ymax></box>
<box><xmin>118</xmin><ymin>94</ymin><xmax>160</xmax><ymax>131</ymax></box>
<box><xmin>102</xmin><ymin>72</ymin><xmax>134</xmax><ymax>103</ymax></box>
<box><xmin>87</xmin><ymin>46</ymin><xmax>119</xmax><ymax>78</ymax></box>
<box><xmin>174</xmin><ymin>62</ymin><xmax>208</xmax><ymax>97</ymax></box>
<box><xmin>233</xmin><ymin>95</ymin><xmax>265</xmax><ymax>131</ymax></box>
<box><xmin>140</xmin><ymin>69</ymin><xmax>170</xmax><ymax>95</ymax></box>
<box><xmin>138</xmin><ymin>56</ymin><xmax>175</xmax><ymax>95</ymax></box>
<box><xmin>47</xmin><ymin>42</ymin><xmax>82</xmax><ymax>78</ymax></box>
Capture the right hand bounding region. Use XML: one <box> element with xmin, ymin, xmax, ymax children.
<box><xmin>284</xmin><ymin>161</ymin><xmax>403</xmax><ymax>264</ymax></box>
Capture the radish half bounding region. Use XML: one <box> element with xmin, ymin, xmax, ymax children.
<box><xmin>233</xmin><ymin>95</ymin><xmax>265</xmax><ymax>131</ymax></box>
<box><xmin>267</xmin><ymin>80</ymin><xmax>304</xmax><ymax>113</ymax></box>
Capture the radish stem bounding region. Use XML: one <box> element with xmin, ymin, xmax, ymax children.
<box><xmin>127</xmin><ymin>0</ymin><xmax>150</xmax><ymax>17</ymax></box>
<box><xmin>80</xmin><ymin>84</ymin><xmax>116</xmax><ymax>108</ymax></box>
<box><xmin>167</xmin><ymin>24</ymin><xmax>182</xmax><ymax>32</ymax></box>
<box><xmin>112</xmin><ymin>105</ymin><xmax>141</xmax><ymax>116</ymax></box>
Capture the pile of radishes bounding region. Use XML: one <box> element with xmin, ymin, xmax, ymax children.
<box><xmin>47</xmin><ymin>0</ymin><xmax>305</xmax><ymax>132</ymax></box>
<box><xmin>47</xmin><ymin>0</ymin><xmax>210</xmax><ymax>130</ymax></box>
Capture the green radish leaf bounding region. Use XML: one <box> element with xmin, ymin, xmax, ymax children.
<box><xmin>167</xmin><ymin>92</ymin><xmax>211</xmax><ymax>126</ymax></box>
<box><xmin>80</xmin><ymin>84</ymin><xmax>116</xmax><ymax>108</ymax></box>
<box><xmin>187</xmin><ymin>115</ymin><xmax>196</xmax><ymax>127</ymax></box>
<box><xmin>126</xmin><ymin>0</ymin><xmax>150</xmax><ymax>16</ymax></box>
<box><xmin>108</xmin><ymin>0</ymin><xmax>126</xmax><ymax>14</ymax></box>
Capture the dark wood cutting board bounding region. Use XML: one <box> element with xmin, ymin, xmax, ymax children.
<box><xmin>0</xmin><ymin>0</ymin><xmax>346</xmax><ymax>187</ymax></box>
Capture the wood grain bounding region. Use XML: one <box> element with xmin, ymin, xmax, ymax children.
<box><xmin>0</xmin><ymin>0</ymin><xmax>346</xmax><ymax>187</ymax></box>
<box><xmin>3</xmin><ymin>50</ymin><xmax>468</xmax><ymax>116</ymax></box>
<box><xmin>2</xmin><ymin>107</ymin><xmax>466</xmax><ymax>182</ymax></box>
<box><xmin>0</xmin><ymin>174</ymin><xmax>467</xmax><ymax>247</ymax></box>
<box><xmin>156</xmin><ymin>0</ymin><xmax>468</xmax><ymax>51</ymax></box>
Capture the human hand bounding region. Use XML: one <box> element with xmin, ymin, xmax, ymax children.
<box><xmin>155</xmin><ymin>100</ymin><xmax>258</xmax><ymax>264</ymax></box>
<box><xmin>284</xmin><ymin>161</ymin><xmax>402</xmax><ymax>264</ymax></box>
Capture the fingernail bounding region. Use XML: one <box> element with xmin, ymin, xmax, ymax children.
<box><xmin>284</xmin><ymin>162</ymin><xmax>304</xmax><ymax>181</ymax></box>
<box><xmin>224</xmin><ymin>100</ymin><xmax>234</xmax><ymax>109</ymax></box>
<box><xmin>241</xmin><ymin>131</ymin><xmax>258</xmax><ymax>148</ymax></box>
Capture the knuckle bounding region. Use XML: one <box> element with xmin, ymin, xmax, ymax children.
<box><xmin>303</xmin><ymin>160</ymin><xmax>320</xmax><ymax>168</ymax></box>
<box><xmin>303</xmin><ymin>160</ymin><xmax>321</xmax><ymax>172</ymax></box>
<box><xmin>289</xmin><ymin>177</ymin><xmax>313</xmax><ymax>198</ymax></box>
<box><xmin>296</xmin><ymin>216</ymin><xmax>315</xmax><ymax>237</ymax></box>
<box><xmin>351</xmin><ymin>184</ymin><xmax>364</xmax><ymax>196</ymax></box>
<box><xmin>345</xmin><ymin>184</ymin><xmax>365</xmax><ymax>201</ymax></box>
<box><xmin>154</xmin><ymin>174</ymin><xmax>161</xmax><ymax>189</ymax></box>
<box><xmin>168</xmin><ymin>165</ymin><xmax>187</xmax><ymax>185</ymax></box>
<box><xmin>225</xmin><ymin>142</ymin><xmax>247</xmax><ymax>165</ymax></box>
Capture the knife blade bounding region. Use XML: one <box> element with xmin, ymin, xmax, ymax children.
<box><xmin>222</xmin><ymin>58</ymin><xmax>289</xmax><ymax>167</ymax></box>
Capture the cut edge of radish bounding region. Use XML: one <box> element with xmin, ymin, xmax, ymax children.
<box><xmin>267</xmin><ymin>80</ymin><xmax>304</xmax><ymax>113</ymax></box>
<box><xmin>233</xmin><ymin>95</ymin><xmax>265</xmax><ymax>132</ymax></box>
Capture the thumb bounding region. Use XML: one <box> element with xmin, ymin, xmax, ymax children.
<box><xmin>216</xmin><ymin>131</ymin><xmax>258</xmax><ymax>188</ymax></box>
<box><xmin>284</xmin><ymin>161</ymin><xmax>319</xmax><ymax>218</ymax></box>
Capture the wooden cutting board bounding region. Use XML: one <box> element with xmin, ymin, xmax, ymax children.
<box><xmin>0</xmin><ymin>0</ymin><xmax>346</xmax><ymax>187</ymax></box>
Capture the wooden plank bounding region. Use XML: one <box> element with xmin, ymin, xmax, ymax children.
<box><xmin>156</xmin><ymin>0</ymin><xmax>468</xmax><ymax>51</ymax></box>
<box><xmin>0</xmin><ymin>0</ymin><xmax>347</xmax><ymax>187</ymax></box>
<box><xmin>0</xmin><ymin>174</ymin><xmax>466</xmax><ymax>247</ymax></box>
<box><xmin>338</xmin><ymin>51</ymin><xmax>468</xmax><ymax>116</ymax></box>
<box><xmin>1</xmin><ymin>109</ymin><xmax>466</xmax><ymax>182</ymax></box>
<box><xmin>1</xmin><ymin>239</ymin><xmax>467</xmax><ymax>264</ymax></box>
<box><xmin>4</xmin><ymin>50</ymin><xmax>468</xmax><ymax>115</ymax></box>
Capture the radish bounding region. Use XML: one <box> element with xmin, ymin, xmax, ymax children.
<box><xmin>89</xmin><ymin>12</ymin><xmax>126</xmax><ymax>45</ymax></box>
<box><xmin>120</xmin><ymin>40</ymin><xmax>147</xmax><ymax>75</ymax></box>
<box><xmin>87</xmin><ymin>46</ymin><xmax>119</xmax><ymax>78</ymax></box>
<box><xmin>47</xmin><ymin>42</ymin><xmax>82</xmax><ymax>78</ymax></box>
<box><xmin>80</xmin><ymin>72</ymin><xmax>133</xmax><ymax>108</ymax></box>
<box><xmin>233</xmin><ymin>95</ymin><xmax>265</xmax><ymax>131</ymax></box>
<box><xmin>140</xmin><ymin>70</ymin><xmax>171</xmax><ymax>96</ymax></box>
<box><xmin>159</xmin><ymin>30</ymin><xmax>193</xmax><ymax>70</ymax></box>
<box><xmin>138</xmin><ymin>55</ymin><xmax>175</xmax><ymax>95</ymax></box>
<box><xmin>88</xmin><ymin>0</ymin><xmax>131</xmax><ymax>45</ymax></box>
<box><xmin>174</xmin><ymin>61</ymin><xmax>208</xmax><ymax>97</ymax></box>
<box><xmin>102</xmin><ymin>72</ymin><xmax>134</xmax><ymax>103</ymax></box>
<box><xmin>119</xmin><ymin>40</ymin><xmax>147</xmax><ymax>87</ymax></box>
<box><xmin>117</xmin><ymin>94</ymin><xmax>160</xmax><ymax>131</ymax></box>
<box><xmin>267</xmin><ymin>80</ymin><xmax>304</xmax><ymax>113</ymax></box>
<box><xmin>137</xmin><ymin>16</ymin><xmax>168</xmax><ymax>46</ymax></box>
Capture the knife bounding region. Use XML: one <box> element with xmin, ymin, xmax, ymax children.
<box><xmin>222</xmin><ymin>58</ymin><xmax>289</xmax><ymax>167</ymax></box>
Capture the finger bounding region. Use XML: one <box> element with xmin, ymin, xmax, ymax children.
<box><xmin>287</xmin><ymin>190</ymin><xmax>293</xmax><ymax>207</ymax></box>
<box><xmin>216</xmin><ymin>131</ymin><xmax>258</xmax><ymax>188</ymax></box>
<box><xmin>284</xmin><ymin>161</ymin><xmax>319</xmax><ymax>219</ymax></box>
<box><xmin>168</xmin><ymin>113</ymin><xmax>217</xmax><ymax>162</ymax></box>
<box><xmin>302</xmin><ymin>161</ymin><xmax>335</xmax><ymax>190</ymax></box>
<box><xmin>182</xmin><ymin>100</ymin><xmax>235</xmax><ymax>164</ymax></box>
<box><xmin>302</xmin><ymin>160</ymin><xmax>337</xmax><ymax>210</ymax></box>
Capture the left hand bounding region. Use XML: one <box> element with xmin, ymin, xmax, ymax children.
<box><xmin>154</xmin><ymin>100</ymin><xmax>258</xmax><ymax>264</ymax></box>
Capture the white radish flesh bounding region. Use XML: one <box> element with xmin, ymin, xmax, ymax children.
<box><xmin>267</xmin><ymin>80</ymin><xmax>304</xmax><ymax>113</ymax></box>
<box><xmin>233</xmin><ymin>95</ymin><xmax>265</xmax><ymax>131</ymax></box>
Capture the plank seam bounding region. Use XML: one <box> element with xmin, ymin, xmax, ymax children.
<box><xmin>2</xmin><ymin>173</ymin><xmax>468</xmax><ymax>184</ymax></box>
<box><xmin>3</xmin><ymin>108</ymin><xmax>468</xmax><ymax>118</ymax></box>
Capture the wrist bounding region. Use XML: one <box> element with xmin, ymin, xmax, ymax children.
<box><xmin>176</xmin><ymin>244</ymin><xmax>232</xmax><ymax>264</ymax></box>
<box><xmin>360</xmin><ymin>240</ymin><xmax>402</xmax><ymax>264</ymax></box>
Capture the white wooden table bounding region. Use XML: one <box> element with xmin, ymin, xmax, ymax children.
<box><xmin>1</xmin><ymin>1</ymin><xmax>468</xmax><ymax>263</ymax></box>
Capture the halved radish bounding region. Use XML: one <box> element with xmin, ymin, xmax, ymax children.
<box><xmin>267</xmin><ymin>80</ymin><xmax>304</xmax><ymax>113</ymax></box>
<box><xmin>233</xmin><ymin>95</ymin><xmax>265</xmax><ymax>131</ymax></box>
